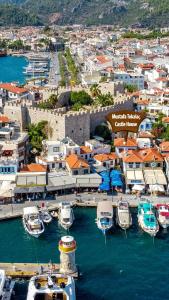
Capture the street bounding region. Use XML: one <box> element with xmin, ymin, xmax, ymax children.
<box><xmin>48</xmin><ymin>51</ymin><xmax>60</xmax><ymax>86</ymax></box>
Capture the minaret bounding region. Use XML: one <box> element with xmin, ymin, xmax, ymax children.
<box><xmin>59</xmin><ymin>235</ymin><xmax>77</xmax><ymax>274</ymax></box>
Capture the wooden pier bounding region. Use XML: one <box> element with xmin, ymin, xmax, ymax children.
<box><xmin>0</xmin><ymin>263</ymin><xmax>78</xmax><ymax>279</ymax></box>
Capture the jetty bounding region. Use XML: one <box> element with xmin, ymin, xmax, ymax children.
<box><xmin>0</xmin><ymin>263</ymin><xmax>78</xmax><ymax>279</ymax></box>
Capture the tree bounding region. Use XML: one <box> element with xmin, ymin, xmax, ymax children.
<box><xmin>152</xmin><ymin>112</ymin><xmax>166</xmax><ymax>138</ymax></box>
<box><xmin>70</xmin><ymin>90</ymin><xmax>92</xmax><ymax>106</ymax></box>
<box><xmin>28</xmin><ymin>121</ymin><xmax>48</xmax><ymax>153</ymax></box>
<box><xmin>95</xmin><ymin>92</ymin><xmax>114</xmax><ymax>107</ymax></box>
<box><xmin>38</xmin><ymin>94</ymin><xmax>58</xmax><ymax>109</ymax></box>
<box><xmin>124</xmin><ymin>84</ymin><xmax>138</xmax><ymax>93</ymax></box>
<box><xmin>90</xmin><ymin>84</ymin><xmax>101</xmax><ymax>98</ymax></box>
<box><xmin>94</xmin><ymin>123</ymin><xmax>112</xmax><ymax>141</ymax></box>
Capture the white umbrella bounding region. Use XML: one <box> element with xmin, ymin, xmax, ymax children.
<box><xmin>132</xmin><ymin>185</ymin><xmax>145</xmax><ymax>191</ymax></box>
<box><xmin>149</xmin><ymin>184</ymin><xmax>164</xmax><ymax>192</ymax></box>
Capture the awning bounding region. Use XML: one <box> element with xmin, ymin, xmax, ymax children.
<box><xmin>149</xmin><ymin>184</ymin><xmax>165</xmax><ymax>192</ymax></box>
<box><xmin>14</xmin><ymin>186</ymin><xmax>45</xmax><ymax>194</ymax></box>
<box><xmin>144</xmin><ymin>169</ymin><xmax>167</xmax><ymax>185</ymax></box>
<box><xmin>132</xmin><ymin>184</ymin><xmax>145</xmax><ymax>191</ymax></box>
<box><xmin>126</xmin><ymin>170</ymin><xmax>144</xmax><ymax>185</ymax></box>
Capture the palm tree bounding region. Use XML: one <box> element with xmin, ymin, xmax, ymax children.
<box><xmin>95</xmin><ymin>92</ymin><xmax>114</xmax><ymax>107</ymax></box>
<box><xmin>90</xmin><ymin>84</ymin><xmax>101</xmax><ymax>98</ymax></box>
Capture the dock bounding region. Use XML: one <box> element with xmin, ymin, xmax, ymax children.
<box><xmin>0</xmin><ymin>263</ymin><xmax>78</xmax><ymax>279</ymax></box>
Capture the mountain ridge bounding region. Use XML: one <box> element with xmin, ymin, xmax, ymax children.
<box><xmin>0</xmin><ymin>0</ymin><xmax>169</xmax><ymax>28</ymax></box>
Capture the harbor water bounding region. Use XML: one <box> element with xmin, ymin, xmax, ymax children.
<box><xmin>0</xmin><ymin>56</ymin><xmax>27</xmax><ymax>84</ymax></box>
<box><xmin>1</xmin><ymin>208</ymin><xmax>169</xmax><ymax>300</ymax></box>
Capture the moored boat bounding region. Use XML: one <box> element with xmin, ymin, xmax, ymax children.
<box><xmin>0</xmin><ymin>269</ymin><xmax>15</xmax><ymax>300</ymax></box>
<box><xmin>138</xmin><ymin>202</ymin><xmax>159</xmax><ymax>237</ymax></box>
<box><xmin>116</xmin><ymin>200</ymin><xmax>132</xmax><ymax>230</ymax></box>
<box><xmin>23</xmin><ymin>206</ymin><xmax>45</xmax><ymax>238</ymax></box>
<box><xmin>96</xmin><ymin>200</ymin><xmax>113</xmax><ymax>234</ymax></box>
<box><xmin>58</xmin><ymin>202</ymin><xmax>74</xmax><ymax>230</ymax></box>
<box><xmin>26</xmin><ymin>273</ymin><xmax>76</xmax><ymax>300</ymax></box>
<box><xmin>156</xmin><ymin>204</ymin><xmax>169</xmax><ymax>229</ymax></box>
<box><xmin>39</xmin><ymin>203</ymin><xmax>52</xmax><ymax>224</ymax></box>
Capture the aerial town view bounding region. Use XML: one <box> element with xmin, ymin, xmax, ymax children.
<box><xmin>0</xmin><ymin>0</ymin><xmax>169</xmax><ymax>299</ymax></box>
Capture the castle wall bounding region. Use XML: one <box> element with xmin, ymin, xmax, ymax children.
<box><xmin>4</xmin><ymin>95</ymin><xmax>133</xmax><ymax>145</ymax></box>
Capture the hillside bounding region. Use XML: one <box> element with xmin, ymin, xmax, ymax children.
<box><xmin>0</xmin><ymin>0</ymin><xmax>169</xmax><ymax>28</ymax></box>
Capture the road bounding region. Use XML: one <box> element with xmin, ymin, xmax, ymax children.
<box><xmin>48</xmin><ymin>51</ymin><xmax>61</xmax><ymax>87</ymax></box>
<box><xmin>0</xmin><ymin>192</ymin><xmax>169</xmax><ymax>221</ymax></box>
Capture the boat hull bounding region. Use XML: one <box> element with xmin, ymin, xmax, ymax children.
<box><xmin>23</xmin><ymin>218</ymin><xmax>44</xmax><ymax>238</ymax></box>
<box><xmin>138</xmin><ymin>217</ymin><xmax>159</xmax><ymax>237</ymax></box>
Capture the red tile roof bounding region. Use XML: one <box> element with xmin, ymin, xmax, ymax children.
<box><xmin>114</xmin><ymin>138</ymin><xmax>137</xmax><ymax>148</ymax></box>
<box><xmin>80</xmin><ymin>146</ymin><xmax>92</xmax><ymax>154</ymax></box>
<box><xmin>139</xmin><ymin>148</ymin><xmax>164</xmax><ymax>162</ymax></box>
<box><xmin>159</xmin><ymin>141</ymin><xmax>169</xmax><ymax>152</ymax></box>
<box><xmin>94</xmin><ymin>152</ymin><xmax>117</xmax><ymax>162</ymax></box>
<box><xmin>122</xmin><ymin>150</ymin><xmax>143</xmax><ymax>163</ymax></box>
<box><xmin>66</xmin><ymin>154</ymin><xmax>89</xmax><ymax>169</ymax></box>
<box><xmin>122</xmin><ymin>148</ymin><xmax>163</xmax><ymax>163</ymax></box>
<box><xmin>96</xmin><ymin>56</ymin><xmax>111</xmax><ymax>64</ymax></box>
<box><xmin>0</xmin><ymin>115</ymin><xmax>10</xmax><ymax>123</ymax></box>
<box><xmin>162</xmin><ymin>117</ymin><xmax>169</xmax><ymax>124</ymax></box>
<box><xmin>0</xmin><ymin>83</ymin><xmax>28</xmax><ymax>94</ymax></box>
<box><xmin>20</xmin><ymin>164</ymin><xmax>47</xmax><ymax>172</ymax></box>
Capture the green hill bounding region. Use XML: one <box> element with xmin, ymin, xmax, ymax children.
<box><xmin>1</xmin><ymin>0</ymin><xmax>169</xmax><ymax>28</ymax></box>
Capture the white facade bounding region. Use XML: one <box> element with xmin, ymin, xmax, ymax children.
<box><xmin>114</xmin><ymin>71</ymin><xmax>144</xmax><ymax>90</ymax></box>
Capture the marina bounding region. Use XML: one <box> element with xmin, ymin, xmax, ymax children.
<box><xmin>1</xmin><ymin>207</ymin><xmax>169</xmax><ymax>299</ymax></box>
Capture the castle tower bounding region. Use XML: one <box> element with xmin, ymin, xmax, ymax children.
<box><xmin>59</xmin><ymin>236</ymin><xmax>77</xmax><ymax>274</ymax></box>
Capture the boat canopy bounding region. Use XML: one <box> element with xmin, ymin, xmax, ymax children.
<box><xmin>97</xmin><ymin>201</ymin><xmax>113</xmax><ymax>217</ymax></box>
<box><xmin>23</xmin><ymin>206</ymin><xmax>39</xmax><ymax>215</ymax></box>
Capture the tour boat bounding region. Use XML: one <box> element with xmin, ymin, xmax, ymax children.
<box><xmin>156</xmin><ymin>204</ymin><xmax>169</xmax><ymax>229</ymax></box>
<box><xmin>26</xmin><ymin>273</ymin><xmax>76</xmax><ymax>300</ymax></box>
<box><xmin>23</xmin><ymin>207</ymin><xmax>45</xmax><ymax>238</ymax></box>
<box><xmin>116</xmin><ymin>200</ymin><xmax>132</xmax><ymax>230</ymax></box>
<box><xmin>138</xmin><ymin>202</ymin><xmax>159</xmax><ymax>237</ymax></box>
<box><xmin>39</xmin><ymin>203</ymin><xmax>52</xmax><ymax>224</ymax></box>
<box><xmin>0</xmin><ymin>269</ymin><xmax>15</xmax><ymax>300</ymax></box>
<box><xmin>58</xmin><ymin>202</ymin><xmax>74</xmax><ymax>230</ymax></box>
<box><xmin>96</xmin><ymin>200</ymin><xmax>113</xmax><ymax>235</ymax></box>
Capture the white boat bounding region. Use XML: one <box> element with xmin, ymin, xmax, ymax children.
<box><xmin>0</xmin><ymin>269</ymin><xmax>15</xmax><ymax>300</ymax></box>
<box><xmin>96</xmin><ymin>200</ymin><xmax>113</xmax><ymax>234</ymax></box>
<box><xmin>58</xmin><ymin>202</ymin><xmax>74</xmax><ymax>230</ymax></box>
<box><xmin>39</xmin><ymin>206</ymin><xmax>52</xmax><ymax>224</ymax></box>
<box><xmin>116</xmin><ymin>200</ymin><xmax>132</xmax><ymax>230</ymax></box>
<box><xmin>23</xmin><ymin>206</ymin><xmax>45</xmax><ymax>238</ymax></box>
<box><xmin>26</xmin><ymin>273</ymin><xmax>76</xmax><ymax>300</ymax></box>
<box><xmin>156</xmin><ymin>204</ymin><xmax>169</xmax><ymax>229</ymax></box>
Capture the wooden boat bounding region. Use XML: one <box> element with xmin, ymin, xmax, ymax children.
<box><xmin>116</xmin><ymin>200</ymin><xmax>132</xmax><ymax>230</ymax></box>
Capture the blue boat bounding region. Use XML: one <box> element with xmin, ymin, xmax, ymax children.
<box><xmin>138</xmin><ymin>202</ymin><xmax>159</xmax><ymax>237</ymax></box>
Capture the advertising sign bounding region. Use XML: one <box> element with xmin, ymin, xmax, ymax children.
<box><xmin>106</xmin><ymin>110</ymin><xmax>146</xmax><ymax>133</ymax></box>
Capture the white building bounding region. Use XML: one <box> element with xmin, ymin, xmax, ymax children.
<box><xmin>113</xmin><ymin>71</ymin><xmax>144</xmax><ymax>90</ymax></box>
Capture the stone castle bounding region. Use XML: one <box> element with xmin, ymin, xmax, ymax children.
<box><xmin>4</xmin><ymin>95</ymin><xmax>133</xmax><ymax>145</ymax></box>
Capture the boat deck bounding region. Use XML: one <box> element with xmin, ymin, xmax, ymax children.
<box><xmin>0</xmin><ymin>263</ymin><xmax>78</xmax><ymax>279</ymax></box>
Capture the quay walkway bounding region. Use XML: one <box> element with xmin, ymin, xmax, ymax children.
<box><xmin>0</xmin><ymin>193</ymin><xmax>169</xmax><ymax>221</ymax></box>
<box><xmin>0</xmin><ymin>263</ymin><xmax>78</xmax><ymax>279</ymax></box>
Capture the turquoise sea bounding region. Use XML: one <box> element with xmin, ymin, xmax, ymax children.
<box><xmin>1</xmin><ymin>208</ymin><xmax>169</xmax><ymax>300</ymax></box>
<box><xmin>0</xmin><ymin>56</ymin><xmax>27</xmax><ymax>84</ymax></box>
